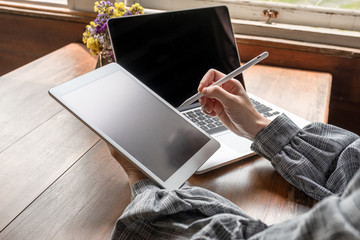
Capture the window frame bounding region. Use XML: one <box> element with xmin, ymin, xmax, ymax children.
<box><xmin>8</xmin><ymin>0</ymin><xmax>68</xmax><ymax>7</ymax></box>
<box><xmin>125</xmin><ymin>0</ymin><xmax>360</xmax><ymax>48</ymax></box>
<box><xmin>129</xmin><ymin>0</ymin><xmax>360</xmax><ymax>31</ymax></box>
<box><xmin>5</xmin><ymin>0</ymin><xmax>360</xmax><ymax>48</ymax></box>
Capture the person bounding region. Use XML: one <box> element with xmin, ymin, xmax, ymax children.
<box><xmin>109</xmin><ymin>69</ymin><xmax>360</xmax><ymax>239</ymax></box>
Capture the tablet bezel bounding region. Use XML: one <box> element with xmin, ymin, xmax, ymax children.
<box><xmin>49</xmin><ymin>63</ymin><xmax>220</xmax><ymax>190</ymax></box>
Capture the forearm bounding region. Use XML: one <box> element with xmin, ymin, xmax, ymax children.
<box><xmin>112</xmin><ymin>179</ymin><xmax>268</xmax><ymax>239</ymax></box>
<box><xmin>251</xmin><ymin>114</ymin><xmax>360</xmax><ymax>200</ymax></box>
<box><xmin>252</xmin><ymin>184</ymin><xmax>360</xmax><ymax>240</ymax></box>
<box><xmin>253</xmin><ymin>171</ymin><xmax>360</xmax><ymax>239</ymax></box>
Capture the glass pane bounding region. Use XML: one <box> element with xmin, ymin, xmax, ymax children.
<box><xmin>25</xmin><ymin>0</ymin><xmax>67</xmax><ymax>5</ymax></box>
<box><xmin>252</xmin><ymin>0</ymin><xmax>360</xmax><ymax>10</ymax></box>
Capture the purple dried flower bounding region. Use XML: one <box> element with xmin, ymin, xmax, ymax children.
<box><xmin>99</xmin><ymin>22</ymin><xmax>107</xmax><ymax>32</ymax></box>
<box><xmin>123</xmin><ymin>9</ymin><xmax>131</xmax><ymax>16</ymax></box>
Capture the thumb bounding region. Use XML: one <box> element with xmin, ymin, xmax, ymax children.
<box><xmin>202</xmin><ymin>86</ymin><xmax>235</xmax><ymax>106</ymax></box>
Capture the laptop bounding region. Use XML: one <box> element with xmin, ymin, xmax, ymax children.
<box><xmin>107</xmin><ymin>6</ymin><xmax>309</xmax><ymax>174</ymax></box>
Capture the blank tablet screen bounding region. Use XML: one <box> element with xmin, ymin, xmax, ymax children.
<box><xmin>61</xmin><ymin>69</ymin><xmax>210</xmax><ymax>181</ymax></box>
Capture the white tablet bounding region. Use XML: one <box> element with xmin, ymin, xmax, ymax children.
<box><xmin>49</xmin><ymin>63</ymin><xmax>219</xmax><ymax>190</ymax></box>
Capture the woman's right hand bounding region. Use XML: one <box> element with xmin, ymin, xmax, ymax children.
<box><xmin>198</xmin><ymin>69</ymin><xmax>270</xmax><ymax>140</ymax></box>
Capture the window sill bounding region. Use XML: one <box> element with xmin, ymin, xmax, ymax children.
<box><xmin>1</xmin><ymin>1</ymin><xmax>359</xmax><ymax>49</ymax></box>
<box><xmin>0</xmin><ymin>0</ymin><xmax>94</xmax><ymax>23</ymax></box>
<box><xmin>232</xmin><ymin>19</ymin><xmax>360</xmax><ymax>49</ymax></box>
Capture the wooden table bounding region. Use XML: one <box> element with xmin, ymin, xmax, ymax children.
<box><xmin>0</xmin><ymin>43</ymin><xmax>332</xmax><ymax>239</ymax></box>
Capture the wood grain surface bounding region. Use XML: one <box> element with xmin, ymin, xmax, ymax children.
<box><xmin>0</xmin><ymin>44</ymin><xmax>98</xmax><ymax>231</ymax></box>
<box><xmin>0</xmin><ymin>43</ymin><xmax>332</xmax><ymax>239</ymax></box>
<box><xmin>244</xmin><ymin>64</ymin><xmax>332</xmax><ymax>123</ymax></box>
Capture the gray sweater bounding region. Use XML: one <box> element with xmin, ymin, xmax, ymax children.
<box><xmin>112</xmin><ymin>114</ymin><xmax>360</xmax><ymax>239</ymax></box>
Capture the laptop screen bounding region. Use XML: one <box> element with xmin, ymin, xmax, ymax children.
<box><xmin>108</xmin><ymin>6</ymin><xmax>244</xmax><ymax>109</ymax></box>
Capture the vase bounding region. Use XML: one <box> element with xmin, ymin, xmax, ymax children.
<box><xmin>95</xmin><ymin>52</ymin><xmax>112</xmax><ymax>69</ymax></box>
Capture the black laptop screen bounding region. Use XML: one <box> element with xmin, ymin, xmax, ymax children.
<box><xmin>108</xmin><ymin>6</ymin><xmax>244</xmax><ymax>108</ymax></box>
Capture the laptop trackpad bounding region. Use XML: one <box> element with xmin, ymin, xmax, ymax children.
<box><xmin>215</xmin><ymin>133</ymin><xmax>253</xmax><ymax>153</ymax></box>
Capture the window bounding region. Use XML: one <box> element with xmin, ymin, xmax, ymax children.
<box><xmin>7</xmin><ymin>0</ymin><xmax>360</xmax><ymax>48</ymax></box>
<box><xmin>125</xmin><ymin>0</ymin><xmax>360</xmax><ymax>31</ymax></box>
<box><xmin>67</xmin><ymin>0</ymin><xmax>95</xmax><ymax>11</ymax></box>
<box><xmin>255</xmin><ymin>0</ymin><xmax>360</xmax><ymax>10</ymax></box>
<box><xmin>10</xmin><ymin>0</ymin><xmax>68</xmax><ymax>7</ymax></box>
<box><xmin>125</xmin><ymin>0</ymin><xmax>360</xmax><ymax>48</ymax></box>
<box><xmin>29</xmin><ymin>0</ymin><xmax>67</xmax><ymax>4</ymax></box>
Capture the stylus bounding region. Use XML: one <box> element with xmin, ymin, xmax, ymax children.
<box><xmin>178</xmin><ymin>51</ymin><xmax>269</xmax><ymax>108</ymax></box>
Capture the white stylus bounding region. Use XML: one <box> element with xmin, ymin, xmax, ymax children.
<box><xmin>178</xmin><ymin>51</ymin><xmax>269</xmax><ymax>108</ymax></box>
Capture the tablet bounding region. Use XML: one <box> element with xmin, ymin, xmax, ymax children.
<box><xmin>49</xmin><ymin>63</ymin><xmax>220</xmax><ymax>190</ymax></box>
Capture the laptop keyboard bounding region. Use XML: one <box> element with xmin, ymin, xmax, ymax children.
<box><xmin>250</xmin><ymin>98</ymin><xmax>280</xmax><ymax>118</ymax></box>
<box><xmin>183</xmin><ymin>98</ymin><xmax>280</xmax><ymax>134</ymax></box>
<box><xmin>183</xmin><ymin>109</ymin><xmax>227</xmax><ymax>134</ymax></box>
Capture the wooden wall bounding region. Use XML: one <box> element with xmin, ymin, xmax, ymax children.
<box><xmin>1</xmin><ymin>2</ymin><xmax>359</xmax><ymax>134</ymax></box>
<box><xmin>0</xmin><ymin>2</ymin><xmax>94</xmax><ymax>75</ymax></box>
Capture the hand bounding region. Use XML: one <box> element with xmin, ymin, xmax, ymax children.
<box><xmin>198</xmin><ymin>69</ymin><xmax>271</xmax><ymax>140</ymax></box>
<box><xmin>107</xmin><ymin>144</ymin><xmax>147</xmax><ymax>188</ymax></box>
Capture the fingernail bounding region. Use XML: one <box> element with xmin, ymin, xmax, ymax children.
<box><xmin>203</xmin><ymin>104</ymin><xmax>211</xmax><ymax>114</ymax></box>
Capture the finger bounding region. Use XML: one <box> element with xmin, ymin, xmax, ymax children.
<box><xmin>107</xmin><ymin>143</ymin><xmax>117</xmax><ymax>156</ymax></box>
<box><xmin>199</xmin><ymin>96</ymin><xmax>214</xmax><ymax>115</ymax></box>
<box><xmin>202</xmin><ymin>85</ymin><xmax>236</xmax><ymax>107</ymax></box>
<box><xmin>198</xmin><ymin>69</ymin><xmax>226</xmax><ymax>92</ymax></box>
<box><xmin>199</xmin><ymin>96</ymin><xmax>206</xmax><ymax>106</ymax></box>
<box><xmin>221</xmin><ymin>79</ymin><xmax>245</xmax><ymax>95</ymax></box>
<box><xmin>202</xmin><ymin>106</ymin><xmax>217</xmax><ymax>117</ymax></box>
<box><xmin>204</xmin><ymin>99</ymin><xmax>217</xmax><ymax>115</ymax></box>
<box><xmin>107</xmin><ymin>143</ymin><xmax>129</xmax><ymax>162</ymax></box>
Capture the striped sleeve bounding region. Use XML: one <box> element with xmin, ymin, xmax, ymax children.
<box><xmin>251</xmin><ymin>114</ymin><xmax>360</xmax><ymax>200</ymax></box>
<box><xmin>111</xmin><ymin>180</ymin><xmax>267</xmax><ymax>239</ymax></box>
<box><xmin>111</xmin><ymin>114</ymin><xmax>360</xmax><ymax>240</ymax></box>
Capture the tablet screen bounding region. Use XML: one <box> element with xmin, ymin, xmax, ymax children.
<box><xmin>61</xmin><ymin>69</ymin><xmax>210</xmax><ymax>181</ymax></box>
